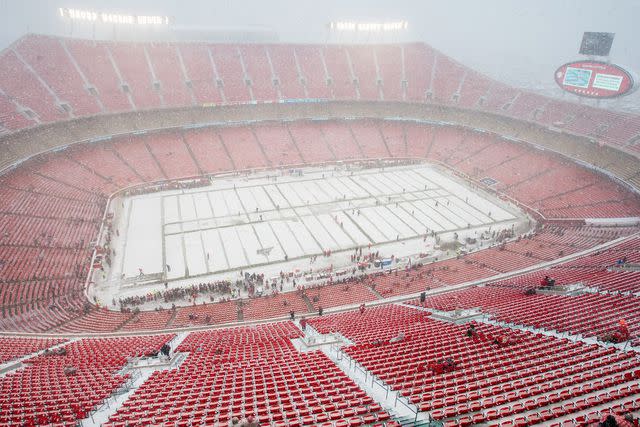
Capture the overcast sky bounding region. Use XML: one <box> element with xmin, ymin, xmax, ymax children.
<box><xmin>1</xmin><ymin>0</ymin><xmax>638</xmax><ymax>110</ymax></box>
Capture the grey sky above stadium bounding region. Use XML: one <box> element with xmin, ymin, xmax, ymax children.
<box><xmin>1</xmin><ymin>0</ymin><xmax>638</xmax><ymax>110</ymax></box>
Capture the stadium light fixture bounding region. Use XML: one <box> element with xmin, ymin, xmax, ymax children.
<box><xmin>329</xmin><ymin>21</ymin><xmax>408</xmax><ymax>32</ymax></box>
<box><xmin>58</xmin><ymin>8</ymin><xmax>170</xmax><ymax>25</ymax></box>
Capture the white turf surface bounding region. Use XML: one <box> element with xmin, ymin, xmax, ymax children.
<box><xmin>93</xmin><ymin>163</ymin><xmax>529</xmax><ymax>307</ymax></box>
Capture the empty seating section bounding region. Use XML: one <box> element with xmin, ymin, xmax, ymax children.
<box><xmin>405</xmin><ymin>122</ymin><xmax>434</xmax><ymax>157</ymax></box>
<box><xmin>110</xmin><ymin>135</ymin><xmax>166</xmax><ymax>182</ymax></box>
<box><xmin>349</xmin><ymin>120</ymin><xmax>390</xmax><ymax>158</ymax></box>
<box><xmin>178</xmin><ymin>43</ymin><xmax>223</xmax><ymax>105</ymax></box>
<box><xmin>1</xmin><ymin>167</ymin><xmax>103</xmax><ymax>202</ymax></box>
<box><xmin>431</xmin><ymin>54</ymin><xmax>466</xmax><ymax>104</ymax></box>
<box><xmin>107</xmin><ymin>43</ymin><xmax>160</xmax><ymax>109</ymax></box>
<box><xmin>506</xmin><ymin>92</ymin><xmax>549</xmax><ymax>121</ymax></box>
<box><xmin>0</xmin><ymin>117</ymin><xmax>639</xmax><ymax>333</ymax></box>
<box><xmin>480</xmin><ymin>150</ymin><xmax>557</xmax><ymax>193</ymax></box>
<box><xmin>403</xmin><ymin>43</ymin><xmax>433</xmax><ymax>102</ymax></box>
<box><xmin>426</xmin><ymin>126</ymin><xmax>468</xmax><ymax>162</ymax></box>
<box><xmin>65</xmin><ymin>143</ymin><xmax>142</xmax><ymax>188</ymax></box>
<box><xmin>1</xmin><ymin>35</ymin><xmax>639</xmax><ymax>152</ymax></box>
<box><xmin>0</xmin><ymin>49</ymin><xmax>67</xmax><ymax>122</ymax></box>
<box><xmin>0</xmin><ymin>93</ymin><xmax>34</xmax><ymax>131</ymax></box>
<box><xmin>15</xmin><ymin>35</ymin><xmax>100</xmax><ymax>117</ymax></box>
<box><xmin>146</xmin><ymin>44</ymin><xmax>193</xmax><ymax>108</ymax></box>
<box><xmin>64</xmin><ymin>39</ymin><xmax>132</xmax><ymax>112</ymax></box>
<box><xmin>119</xmin><ymin>309</ymin><xmax>174</xmax><ymax>331</ymax></box>
<box><xmin>170</xmin><ymin>299</ymin><xmax>238</xmax><ymax>328</ymax></box>
<box><xmin>294</xmin><ymin>46</ymin><xmax>331</xmax><ymax>99</ymax></box>
<box><xmin>347</xmin><ymin>46</ymin><xmax>379</xmax><ymax>101</ymax></box>
<box><xmin>0</xmin><ymin>184</ymin><xmax>103</xmax><ymax>221</ymax></box>
<box><xmin>319</xmin><ymin>121</ymin><xmax>363</xmax><ymax>160</ymax></box>
<box><xmin>323</xmin><ymin>46</ymin><xmax>357</xmax><ymax>100</ymax></box>
<box><xmin>251</xmin><ymin>123</ymin><xmax>304</xmax><ymax>166</ymax></box>
<box><xmin>268</xmin><ymin>45</ymin><xmax>305</xmax><ymax>100</ymax></box>
<box><xmin>35</xmin><ymin>155</ymin><xmax>118</xmax><ymax>195</ymax></box>
<box><xmin>217</xmin><ymin>126</ymin><xmax>268</xmax><ymax>170</ymax></box>
<box><xmin>306</xmin><ymin>281</ymin><xmax>378</xmax><ymax>310</ymax></box>
<box><xmin>211</xmin><ymin>45</ymin><xmax>250</xmax><ymax>103</ymax></box>
<box><xmin>0</xmin><ymin>285</ymin><xmax>85</xmax><ymax>333</ymax></box>
<box><xmin>0</xmin><ymin>337</ymin><xmax>66</xmax><ymax>364</ymax></box>
<box><xmin>379</xmin><ymin>121</ymin><xmax>406</xmax><ymax>157</ymax></box>
<box><xmin>0</xmin><ymin>213</ymin><xmax>97</xmax><ymax>248</ymax></box>
<box><xmin>143</xmin><ymin>132</ymin><xmax>200</xmax><ymax>179</ymax></box>
<box><xmin>242</xmin><ymin>292</ymin><xmax>309</xmax><ymax>321</ymax></box>
<box><xmin>105</xmin><ymin>323</ymin><xmax>392</xmax><ymax>427</ymax></box>
<box><xmin>604</xmin><ymin>116</ymin><xmax>640</xmax><ymax>150</ymax></box>
<box><xmin>308</xmin><ymin>304</ymin><xmax>430</xmax><ymax>344</ymax></box>
<box><xmin>375</xmin><ymin>45</ymin><xmax>403</xmax><ymax>101</ymax></box>
<box><xmin>415</xmin><ymin>285</ymin><xmax>640</xmax><ymax>345</ymax></box>
<box><xmin>445</xmin><ymin>132</ymin><xmax>494</xmax><ymax>167</ymax></box>
<box><xmin>182</xmin><ymin>128</ymin><xmax>234</xmax><ymax>173</ymax></box>
<box><xmin>312</xmin><ymin>305</ymin><xmax>640</xmax><ymax>426</ymax></box>
<box><xmin>240</xmin><ymin>45</ymin><xmax>278</xmax><ymax>101</ymax></box>
<box><xmin>287</xmin><ymin>121</ymin><xmax>336</xmax><ymax>163</ymax></box>
<box><xmin>0</xmin><ymin>245</ymin><xmax>88</xmax><ymax>282</ymax></box>
<box><xmin>453</xmin><ymin>138</ymin><xmax>523</xmax><ymax>176</ymax></box>
<box><xmin>482</xmin><ymin>82</ymin><xmax>519</xmax><ymax>111</ymax></box>
<box><xmin>0</xmin><ymin>335</ymin><xmax>173</xmax><ymax>426</ymax></box>
<box><xmin>54</xmin><ymin>307</ymin><xmax>134</xmax><ymax>333</ymax></box>
<box><xmin>457</xmin><ymin>70</ymin><xmax>492</xmax><ymax>109</ymax></box>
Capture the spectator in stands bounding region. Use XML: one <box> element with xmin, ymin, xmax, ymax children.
<box><xmin>242</xmin><ymin>415</ymin><xmax>259</xmax><ymax>427</ymax></box>
<box><xmin>540</xmin><ymin>275</ymin><xmax>555</xmax><ymax>288</ymax></box>
<box><xmin>466</xmin><ymin>323</ymin><xmax>477</xmax><ymax>338</ymax></box>
<box><xmin>289</xmin><ymin>310</ymin><xmax>295</xmax><ymax>320</ymax></box>
<box><xmin>493</xmin><ymin>335</ymin><xmax>511</xmax><ymax>347</ymax></box>
<box><xmin>598</xmin><ymin>413</ymin><xmax>635</xmax><ymax>427</ymax></box>
<box><xmin>318</xmin><ymin>306</ymin><xmax>323</xmax><ymax>316</ymax></box>
<box><xmin>299</xmin><ymin>316</ymin><xmax>307</xmax><ymax>331</ymax></box>
<box><xmin>359</xmin><ymin>303</ymin><xmax>366</xmax><ymax>315</ymax></box>
<box><xmin>623</xmin><ymin>414</ymin><xmax>638</xmax><ymax>426</ymax></box>
<box><xmin>616</xmin><ymin>256</ymin><xmax>628</xmax><ymax>266</ymax></box>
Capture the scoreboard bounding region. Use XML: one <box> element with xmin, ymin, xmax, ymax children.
<box><xmin>554</xmin><ymin>61</ymin><xmax>635</xmax><ymax>99</ymax></box>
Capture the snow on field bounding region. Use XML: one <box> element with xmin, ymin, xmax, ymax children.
<box><xmin>121</xmin><ymin>197</ymin><xmax>163</xmax><ymax>277</ymax></box>
<box><xmin>96</xmin><ymin>162</ymin><xmax>529</xmax><ymax>305</ymax></box>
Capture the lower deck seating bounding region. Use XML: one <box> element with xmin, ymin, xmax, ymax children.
<box><xmin>104</xmin><ymin>322</ymin><xmax>392</xmax><ymax>427</ymax></box>
<box><xmin>0</xmin><ymin>334</ymin><xmax>173</xmax><ymax>426</ymax></box>
<box><xmin>311</xmin><ymin>305</ymin><xmax>640</xmax><ymax>427</ymax></box>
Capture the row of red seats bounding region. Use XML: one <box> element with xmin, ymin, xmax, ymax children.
<box><xmin>0</xmin><ymin>278</ymin><xmax>82</xmax><ymax>315</ymax></box>
<box><xmin>0</xmin><ymin>337</ymin><xmax>66</xmax><ymax>364</ymax></box>
<box><xmin>0</xmin><ymin>293</ymin><xmax>85</xmax><ymax>333</ymax></box>
<box><xmin>0</xmin><ymin>213</ymin><xmax>98</xmax><ymax>248</ymax></box>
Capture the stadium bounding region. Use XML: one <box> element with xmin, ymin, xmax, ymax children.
<box><xmin>0</xmin><ymin>2</ymin><xmax>639</xmax><ymax>426</ymax></box>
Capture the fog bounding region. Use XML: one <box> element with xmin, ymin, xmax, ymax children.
<box><xmin>0</xmin><ymin>0</ymin><xmax>639</xmax><ymax>110</ymax></box>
